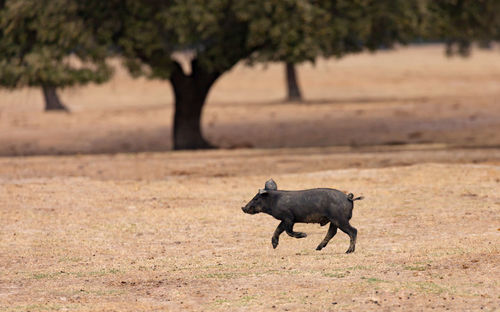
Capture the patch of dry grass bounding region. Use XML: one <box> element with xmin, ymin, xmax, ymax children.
<box><xmin>1</xmin><ymin>158</ymin><xmax>499</xmax><ymax>311</ymax></box>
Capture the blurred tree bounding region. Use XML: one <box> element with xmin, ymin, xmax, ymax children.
<box><xmin>284</xmin><ymin>0</ymin><xmax>426</xmax><ymax>103</ymax></box>
<box><xmin>0</xmin><ymin>0</ymin><xmax>112</xmax><ymax>111</ymax></box>
<box><xmin>88</xmin><ymin>0</ymin><xmax>332</xmax><ymax>149</ymax></box>
<box><xmin>426</xmin><ymin>0</ymin><xmax>500</xmax><ymax>56</ymax></box>
<box><xmin>91</xmin><ymin>0</ymin><xmax>426</xmax><ymax>150</ymax></box>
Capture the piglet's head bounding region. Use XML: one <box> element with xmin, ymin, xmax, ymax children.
<box><xmin>242</xmin><ymin>189</ymin><xmax>270</xmax><ymax>214</ymax></box>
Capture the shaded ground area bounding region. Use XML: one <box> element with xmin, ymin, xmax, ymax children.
<box><xmin>0</xmin><ymin>152</ymin><xmax>499</xmax><ymax>311</ymax></box>
<box><xmin>0</xmin><ymin>145</ymin><xmax>499</xmax><ymax>181</ymax></box>
<box><xmin>1</xmin><ymin>45</ymin><xmax>500</xmax><ymax>155</ymax></box>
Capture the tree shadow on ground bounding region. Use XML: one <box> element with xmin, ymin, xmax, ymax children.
<box><xmin>1</xmin><ymin>94</ymin><xmax>499</xmax><ymax>156</ymax></box>
<box><xmin>213</xmin><ymin>96</ymin><xmax>430</xmax><ymax>108</ymax></box>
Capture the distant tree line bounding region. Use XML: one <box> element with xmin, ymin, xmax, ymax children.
<box><xmin>0</xmin><ymin>0</ymin><xmax>498</xmax><ymax>149</ymax></box>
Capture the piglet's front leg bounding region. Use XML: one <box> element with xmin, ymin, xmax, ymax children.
<box><xmin>283</xmin><ymin>219</ymin><xmax>307</xmax><ymax>238</ymax></box>
<box><xmin>271</xmin><ymin>222</ymin><xmax>285</xmax><ymax>249</ymax></box>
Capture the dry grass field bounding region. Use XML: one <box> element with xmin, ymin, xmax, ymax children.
<box><xmin>1</xmin><ymin>45</ymin><xmax>500</xmax><ymax>311</ymax></box>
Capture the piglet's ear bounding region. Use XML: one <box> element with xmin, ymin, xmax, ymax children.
<box><xmin>258</xmin><ymin>189</ymin><xmax>268</xmax><ymax>195</ymax></box>
<box><xmin>264</xmin><ymin>178</ymin><xmax>277</xmax><ymax>190</ymax></box>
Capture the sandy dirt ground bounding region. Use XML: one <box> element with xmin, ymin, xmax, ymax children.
<box><xmin>0</xmin><ymin>45</ymin><xmax>500</xmax><ymax>311</ymax></box>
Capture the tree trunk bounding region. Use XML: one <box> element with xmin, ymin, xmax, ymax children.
<box><xmin>285</xmin><ymin>62</ymin><xmax>302</xmax><ymax>102</ymax></box>
<box><xmin>42</xmin><ymin>86</ymin><xmax>68</xmax><ymax>111</ymax></box>
<box><xmin>170</xmin><ymin>61</ymin><xmax>220</xmax><ymax>150</ymax></box>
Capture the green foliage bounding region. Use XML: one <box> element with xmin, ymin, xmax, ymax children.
<box><xmin>0</xmin><ymin>0</ymin><xmax>431</xmax><ymax>89</ymax></box>
<box><xmin>0</xmin><ymin>0</ymin><xmax>112</xmax><ymax>88</ymax></box>
<box><xmin>360</xmin><ymin>1</ymin><xmax>427</xmax><ymax>50</ymax></box>
<box><xmin>426</xmin><ymin>0</ymin><xmax>500</xmax><ymax>56</ymax></box>
<box><xmin>1</xmin><ymin>0</ymin><xmax>498</xmax><ymax>89</ymax></box>
<box><xmin>91</xmin><ymin>0</ymin><xmax>265</xmax><ymax>78</ymax></box>
<box><xmin>241</xmin><ymin>1</ymin><xmax>331</xmax><ymax>63</ymax></box>
<box><xmin>312</xmin><ymin>1</ymin><xmax>426</xmax><ymax>58</ymax></box>
<box><xmin>92</xmin><ymin>0</ymin><xmax>426</xmax><ymax>79</ymax></box>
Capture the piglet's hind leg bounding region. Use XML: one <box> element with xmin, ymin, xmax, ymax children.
<box><xmin>316</xmin><ymin>223</ymin><xmax>337</xmax><ymax>251</ymax></box>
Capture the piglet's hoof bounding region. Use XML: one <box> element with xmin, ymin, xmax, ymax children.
<box><xmin>272</xmin><ymin>238</ymin><xmax>279</xmax><ymax>249</ymax></box>
<box><xmin>345</xmin><ymin>248</ymin><xmax>355</xmax><ymax>254</ymax></box>
<box><xmin>316</xmin><ymin>245</ymin><xmax>323</xmax><ymax>251</ymax></box>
